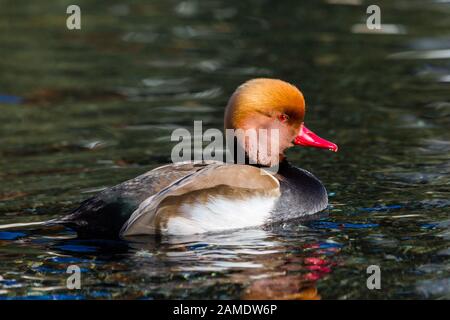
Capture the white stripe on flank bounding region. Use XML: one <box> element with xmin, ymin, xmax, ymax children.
<box><xmin>164</xmin><ymin>195</ymin><xmax>278</xmax><ymax>235</ymax></box>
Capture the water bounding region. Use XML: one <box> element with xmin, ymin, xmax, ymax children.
<box><xmin>0</xmin><ymin>0</ymin><xmax>449</xmax><ymax>299</ymax></box>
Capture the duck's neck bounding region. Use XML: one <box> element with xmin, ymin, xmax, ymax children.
<box><xmin>228</xmin><ymin>137</ymin><xmax>285</xmax><ymax>168</ymax></box>
<box><xmin>230</xmin><ymin>150</ymin><xmax>285</xmax><ymax>168</ymax></box>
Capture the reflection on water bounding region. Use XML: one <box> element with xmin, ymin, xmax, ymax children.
<box><xmin>0</xmin><ymin>0</ymin><xmax>449</xmax><ymax>299</ymax></box>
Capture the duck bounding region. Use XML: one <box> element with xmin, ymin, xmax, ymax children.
<box><xmin>60</xmin><ymin>78</ymin><xmax>338</xmax><ymax>238</ymax></box>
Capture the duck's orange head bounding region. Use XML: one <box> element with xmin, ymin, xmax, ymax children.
<box><xmin>224</xmin><ymin>78</ymin><xmax>337</xmax><ymax>165</ymax></box>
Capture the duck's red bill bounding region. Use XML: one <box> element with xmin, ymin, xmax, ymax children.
<box><xmin>294</xmin><ymin>124</ymin><xmax>338</xmax><ymax>152</ymax></box>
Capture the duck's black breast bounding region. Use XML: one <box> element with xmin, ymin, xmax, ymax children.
<box><xmin>272</xmin><ymin>161</ymin><xmax>328</xmax><ymax>222</ymax></box>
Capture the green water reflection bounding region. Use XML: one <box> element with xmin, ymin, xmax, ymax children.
<box><xmin>0</xmin><ymin>0</ymin><xmax>449</xmax><ymax>299</ymax></box>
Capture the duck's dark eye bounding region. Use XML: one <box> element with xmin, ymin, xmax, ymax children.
<box><xmin>278</xmin><ymin>114</ymin><xmax>289</xmax><ymax>123</ymax></box>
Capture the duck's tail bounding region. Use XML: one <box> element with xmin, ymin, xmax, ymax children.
<box><xmin>0</xmin><ymin>219</ymin><xmax>59</xmax><ymax>230</ymax></box>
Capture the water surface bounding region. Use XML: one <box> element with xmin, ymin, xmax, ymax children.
<box><xmin>0</xmin><ymin>0</ymin><xmax>449</xmax><ymax>299</ymax></box>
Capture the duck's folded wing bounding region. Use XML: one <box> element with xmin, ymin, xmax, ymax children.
<box><xmin>120</xmin><ymin>164</ymin><xmax>281</xmax><ymax>236</ymax></box>
<box><xmin>60</xmin><ymin>161</ymin><xmax>216</xmax><ymax>237</ymax></box>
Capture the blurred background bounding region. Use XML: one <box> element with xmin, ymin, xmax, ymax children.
<box><xmin>0</xmin><ymin>0</ymin><xmax>449</xmax><ymax>299</ymax></box>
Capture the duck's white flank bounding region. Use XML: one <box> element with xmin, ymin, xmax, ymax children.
<box><xmin>164</xmin><ymin>195</ymin><xmax>278</xmax><ymax>235</ymax></box>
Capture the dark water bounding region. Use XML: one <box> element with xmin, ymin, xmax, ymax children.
<box><xmin>0</xmin><ymin>0</ymin><xmax>449</xmax><ymax>299</ymax></box>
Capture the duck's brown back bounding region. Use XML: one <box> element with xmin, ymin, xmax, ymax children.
<box><xmin>120</xmin><ymin>163</ymin><xmax>280</xmax><ymax>236</ymax></box>
<box><xmin>60</xmin><ymin>161</ymin><xmax>213</xmax><ymax>238</ymax></box>
<box><xmin>61</xmin><ymin>161</ymin><xmax>280</xmax><ymax>237</ymax></box>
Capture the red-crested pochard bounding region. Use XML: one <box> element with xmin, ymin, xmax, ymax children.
<box><xmin>62</xmin><ymin>78</ymin><xmax>338</xmax><ymax>238</ymax></box>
